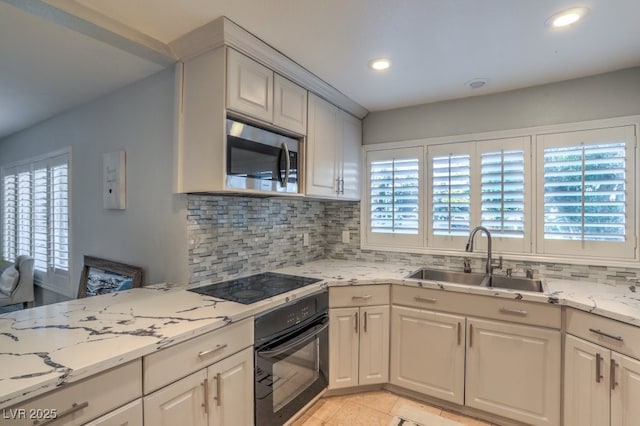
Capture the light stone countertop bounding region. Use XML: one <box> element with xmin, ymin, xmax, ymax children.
<box><xmin>1</xmin><ymin>258</ymin><xmax>639</xmax><ymax>410</ymax></box>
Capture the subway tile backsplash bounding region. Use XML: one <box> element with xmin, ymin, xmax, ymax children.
<box><xmin>187</xmin><ymin>196</ymin><xmax>640</xmax><ymax>287</ymax></box>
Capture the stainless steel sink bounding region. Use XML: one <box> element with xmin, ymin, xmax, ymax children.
<box><xmin>488</xmin><ymin>275</ymin><xmax>543</xmax><ymax>292</ymax></box>
<box><xmin>406</xmin><ymin>268</ymin><xmax>544</xmax><ymax>292</ymax></box>
<box><xmin>407</xmin><ymin>268</ymin><xmax>487</xmax><ymax>286</ymax></box>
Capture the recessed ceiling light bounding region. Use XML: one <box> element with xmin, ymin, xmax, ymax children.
<box><xmin>546</xmin><ymin>7</ymin><xmax>589</xmax><ymax>28</ymax></box>
<box><xmin>369</xmin><ymin>58</ymin><xmax>391</xmax><ymax>71</ymax></box>
<box><xmin>466</xmin><ymin>78</ymin><xmax>489</xmax><ymax>89</ymax></box>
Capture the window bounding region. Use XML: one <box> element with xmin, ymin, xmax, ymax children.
<box><xmin>366</xmin><ymin>147</ymin><xmax>422</xmax><ymax>247</ymax></box>
<box><xmin>537</xmin><ymin>126</ymin><xmax>636</xmax><ymax>259</ymax></box>
<box><xmin>1</xmin><ymin>149</ymin><xmax>70</xmax><ymax>289</ymax></box>
<box><xmin>363</xmin><ymin>121</ymin><xmax>636</xmax><ymax>263</ymax></box>
<box><xmin>477</xmin><ymin>136</ymin><xmax>530</xmax><ymax>253</ymax></box>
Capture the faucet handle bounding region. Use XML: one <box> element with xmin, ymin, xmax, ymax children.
<box><xmin>491</xmin><ymin>256</ymin><xmax>503</xmax><ymax>273</ymax></box>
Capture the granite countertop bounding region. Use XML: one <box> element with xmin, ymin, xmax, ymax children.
<box><xmin>2</xmin><ymin>258</ymin><xmax>639</xmax><ymax>410</ymax></box>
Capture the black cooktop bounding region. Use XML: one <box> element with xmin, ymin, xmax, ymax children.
<box><xmin>188</xmin><ymin>272</ymin><xmax>322</xmax><ymax>304</ymax></box>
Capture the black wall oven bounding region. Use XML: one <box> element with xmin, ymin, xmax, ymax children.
<box><xmin>226</xmin><ymin>118</ymin><xmax>299</xmax><ymax>194</ymax></box>
<box><xmin>254</xmin><ymin>291</ymin><xmax>328</xmax><ymax>426</ymax></box>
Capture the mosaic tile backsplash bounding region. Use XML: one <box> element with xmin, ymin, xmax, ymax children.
<box><xmin>187</xmin><ymin>195</ymin><xmax>640</xmax><ymax>287</ymax></box>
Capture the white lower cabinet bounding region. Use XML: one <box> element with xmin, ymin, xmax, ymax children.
<box><xmin>390</xmin><ymin>305</ymin><xmax>465</xmax><ymax>404</ymax></box>
<box><xmin>144</xmin><ymin>347</ymin><xmax>253</xmax><ymax>426</ymax></box>
<box><xmin>328</xmin><ymin>305</ymin><xmax>389</xmax><ymax>389</ymax></box>
<box><xmin>144</xmin><ymin>370</ymin><xmax>208</xmax><ymax>426</ymax></box>
<box><xmin>465</xmin><ymin>317</ymin><xmax>561</xmax><ymax>426</ymax></box>
<box><xmin>565</xmin><ymin>334</ymin><xmax>640</xmax><ymax>426</ymax></box>
<box><xmin>207</xmin><ymin>347</ymin><xmax>254</xmax><ymax>426</ymax></box>
<box><xmin>84</xmin><ymin>399</ymin><xmax>143</xmax><ymax>426</ymax></box>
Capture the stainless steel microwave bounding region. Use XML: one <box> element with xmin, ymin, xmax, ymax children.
<box><xmin>226</xmin><ymin>118</ymin><xmax>299</xmax><ymax>194</ymax></box>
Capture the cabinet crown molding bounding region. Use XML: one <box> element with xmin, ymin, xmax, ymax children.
<box><xmin>169</xmin><ymin>16</ymin><xmax>368</xmax><ymax>119</ymax></box>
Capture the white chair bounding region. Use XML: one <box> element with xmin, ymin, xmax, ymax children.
<box><xmin>0</xmin><ymin>255</ymin><xmax>35</xmax><ymax>309</ymax></box>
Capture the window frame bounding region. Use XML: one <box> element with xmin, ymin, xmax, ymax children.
<box><xmin>361</xmin><ymin>116</ymin><xmax>639</xmax><ymax>266</ymax></box>
<box><xmin>535</xmin><ymin>126</ymin><xmax>636</xmax><ymax>260</ymax></box>
<box><xmin>364</xmin><ymin>146</ymin><xmax>424</xmax><ymax>248</ymax></box>
<box><xmin>1</xmin><ymin>147</ymin><xmax>72</xmax><ymax>295</ymax></box>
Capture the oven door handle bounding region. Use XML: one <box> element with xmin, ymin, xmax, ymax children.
<box><xmin>257</xmin><ymin>321</ymin><xmax>328</xmax><ymax>358</ymax></box>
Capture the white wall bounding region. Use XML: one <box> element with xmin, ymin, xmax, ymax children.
<box><xmin>0</xmin><ymin>68</ymin><xmax>189</xmax><ymax>297</ymax></box>
<box><xmin>364</xmin><ymin>67</ymin><xmax>640</xmax><ymax>144</ymax></box>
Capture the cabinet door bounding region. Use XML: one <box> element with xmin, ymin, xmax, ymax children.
<box><xmin>328</xmin><ymin>307</ymin><xmax>359</xmax><ymax>389</ymax></box>
<box><xmin>339</xmin><ymin>110</ymin><xmax>362</xmax><ymax>200</ymax></box>
<box><xmin>466</xmin><ymin>318</ymin><xmax>561</xmax><ymax>426</ymax></box>
<box><xmin>564</xmin><ymin>335</ymin><xmax>610</xmax><ymax>426</ymax></box>
<box><xmin>226</xmin><ymin>48</ymin><xmax>273</xmax><ymax>122</ymax></box>
<box><xmin>359</xmin><ymin>305</ymin><xmax>389</xmax><ymax>385</ymax></box>
<box><xmin>273</xmin><ymin>74</ymin><xmax>307</xmax><ymax>134</ymax></box>
<box><xmin>208</xmin><ymin>347</ymin><xmax>254</xmax><ymax>426</ymax></box>
<box><xmin>306</xmin><ymin>93</ymin><xmax>339</xmax><ymax>198</ymax></box>
<box><xmin>84</xmin><ymin>399</ymin><xmax>143</xmax><ymax>426</ymax></box>
<box><xmin>144</xmin><ymin>370</ymin><xmax>207</xmax><ymax>426</ymax></box>
<box><xmin>390</xmin><ymin>306</ymin><xmax>465</xmax><ymax>404</ymax></box>
<box><xmin>611</xmin><ymin>352</ymin><xmax>640</xmax><ymax>426</ymax></box>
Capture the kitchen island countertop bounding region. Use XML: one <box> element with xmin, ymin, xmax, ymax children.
<box><xmin>2</xmin><ymin>258</ymin><xmax>639</xmax><ymax>410</ymax></box>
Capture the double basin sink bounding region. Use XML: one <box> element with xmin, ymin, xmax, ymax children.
<box><xmin>407</xmin><ymin>268</ymin><xmax>544</xmax><ymax>293</ymax></box>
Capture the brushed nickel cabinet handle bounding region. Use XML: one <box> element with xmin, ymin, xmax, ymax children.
<box><xmin>595</xmin><ymin>353</ymin><xmax>603</xmax><ymax>383</ymax></box>
<box><xmin>354</xmin><ymin>312</ymin><xmax>359</xmax><ymax>333</ymax></box>
<box><xmin>203</xmin><ymin>378</ymin><xmax>209</xmax><ymax>414</ymax></box>
<box><xmin>611</xmin><ymin>360</ymin><xmax>619</xmax><ymax>390</ymax></box>
<box><xmin>457</xmin><ymin>322</ymin><xmax>461</xmax><ymax>346</ymax></box>
<box><xmin>414</xmin><ymin>296</ymin><xmax>437</xmax><ymax>303</ymax></box>
<box><xmin>589</xmin><ymin>328</ymin><xmax>624</xmax><ymax>342</ymax></box>
<box><xmin>499</xmin><ymin>308</ymin><xmax>528</xmax><ymax>316</ymax></box>
<box><xmin>33</xmin><ymin>401</ymin><xmax>89</xmax><ymax>425</ymax></box>
<box><xmin>198</xmin><ymin>344</ymin><xmax>228</xmax><ymax>359</ymax></box>
<box><xmin>364</xmin><ymin>311</ymin><xmax>368</xmax><ymax>332</ymax></box>
<box><xmin>469</xmin><ymin>323</ymin><xmax>473</xmax><ymax>348</ymax></box>
<box><xmin>214</xmin><ymin>373</ymin><xmax>222</xmax><ymax>407</ymax></box>
<box><xmin>352</xmin><ymin>295</ymin><xmax>372</xmax><ymax>300</ymax></box>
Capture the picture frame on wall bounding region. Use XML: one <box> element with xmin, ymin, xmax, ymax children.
<box><xmin>77</xmin><ymin>255</ymin><xmax>143</xmax><ymax>298</ymax></box>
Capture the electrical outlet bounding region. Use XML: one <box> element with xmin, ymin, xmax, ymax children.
<box><xmin>342</xmin><ymin>230</ymin><xmax>350</xmax><ymax>244</ymax></box>
<box><xmin>303</xmin><ymin>232</ymin><xmax>310</xmax><ymax>247</ymax></box>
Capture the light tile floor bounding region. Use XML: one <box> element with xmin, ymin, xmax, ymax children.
<box><xmin>292</xmin><ymin>390</ymin><xmax>499</xmax><ymax>426</ymax></box>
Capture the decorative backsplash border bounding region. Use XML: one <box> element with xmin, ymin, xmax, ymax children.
<box><xmin>187</xmin><ymin>195</ymin><xmax>640</xmax><ymax>287</ymax></box>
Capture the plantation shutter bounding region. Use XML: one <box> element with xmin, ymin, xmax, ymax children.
<box><xmin>33</xmin><ymin>161</ymin><xmax>49</xmax><ymax>271</ymax></box>
<box><xmin>431</xmin><ymin>153</ymin><xmax>471</xmax><ymax>236</ymax></box>
<box><xmin>1</xmin><ymin>149</ymin><xmax>71</xmax><ymax>292</ymax></box>
<box><xmin>366</xmin><ymin>147</ymin><xmax>423</xmax><ymax>247</ymax></box>
<box><xmin>481</xmin><ymin>150</ymin><xmax>525</xmax><ymax>238</ymax></box>
<box><xmin>2</xmin><ymin>169</ymin><xmax>17</xmax><ymax>260</ymax></box>
<box><xmin>537</xmin><ymin>126</ymin><xmax>635</xmax><ymax>259</ymax></box>
<box><xmin>16</xmin><ymin>166</ymin><xmax>32</xmax><ymax>257</ymax></box>
<box><xmin>51</xmin><ymin>155</ymin><xmax>69</xmax><ymax>271</ymax></box>
<box><xmin>543</xmin><ymin>143</ymin><xmax>625</xmax><ymax>241</ymax></box>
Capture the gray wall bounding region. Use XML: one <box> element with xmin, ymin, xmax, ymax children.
<box><xmin>0</xmin><ymin>68</ymin><xmax>189</xmax><ymax>297</ymax></box>
<box><xmin>364</xmin><ymin>67</ymin><xmax>640</xmax><ymax>144</ymax></box>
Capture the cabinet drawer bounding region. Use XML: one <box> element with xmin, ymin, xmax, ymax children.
<box><xmin>10</xmin><ymin>360</ymin><xmax>141</xmax><ymax>426</ymax></box>
<box><xmin>330</xmin><ymin>285</ymin><xmax>389</xmax><ymax>307</ymax></box>
<box><xmin>392</xmin><ymin>285</ymin><xmax>560</xmax><ymax>328</ymax></box>
<box><xmin>83</xmin><ymin>399</ymin><xmax>142</xmax><ymax>426</ymax></box>
<box><xmin>143</xmin><ymin>317</ymin><xmax>253</xmax><ymax>393</ymax></box>
<box><xmin>565</xmin><ymin>308</ymin><xmax>640</xmax><ymax>359</ymax></box>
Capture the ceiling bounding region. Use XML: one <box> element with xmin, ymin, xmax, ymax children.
<box><xmin>1</xmin><ymin>0</ymin><xmax>640</xmax><ymax>139</ymax></box>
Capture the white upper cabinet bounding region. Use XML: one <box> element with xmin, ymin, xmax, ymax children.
<box><xmin>306</xmin><ymin>93</ymin><xmax>362</xmax><ymax>200</ymax></box>
<box><xmin>226</xmin><ymin>48</ymin><xmax>307</xmax><ymax>135</ymax></box>
<box><xmin>273</xmin><ymin>74</ymin><xmax>307</xmax><ymax>135</ymax></box>
<box><xmin>226</xmin><ymin>48</ymin><xmax>273</xmax><ymax>123</ymax></box>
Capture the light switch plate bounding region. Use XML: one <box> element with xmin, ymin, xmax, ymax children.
<box><xmin>103</xmin><ymin>151</ymin><xmax>126</xmax><ymax>210</ymax></box>
<box><xmin>342</xmin><ymin>230</ymin><xmax>350</xmax><ymax>244</ymax></box>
